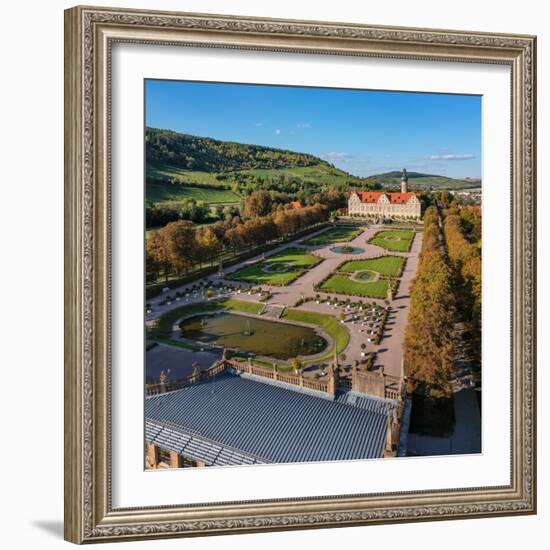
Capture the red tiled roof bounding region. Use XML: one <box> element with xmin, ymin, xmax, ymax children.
<box><xmin>289</xmin><ymin>201</ymin><xmax>302</xmax><ymax>209</ymax></box>
<box><xmin>387</xmin><ymin>192</ymin><xmax>418</xmax><ymax>204</ymax></box>
<box><xmin>351</xmin><ymin>191</ymin><xmax>419</xmax><ymax>204</ymax></box>
<box><xmin>356</xmin><ymin>192</ymin><xmax>383</xmax><ymax>203</ymax></box>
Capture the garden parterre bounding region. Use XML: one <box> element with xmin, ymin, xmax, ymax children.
<box><xmin>226</xmin><ymin>247</ymin><xmax>321</xmax><ymax>285</ymax></box>
<box><xmin>368</xmin><ymin>229</ymin><xmax>414</xmax><ymax>252</ymax></box>
<box><xmin>317</xmin><ymin>256</ymin><xmax>406</xmax><ymax>299</ymax></box>
<box><xmin>301</xmin><ymin>226</ymin><xmax>362</xmax><ymax>246</ymax></box>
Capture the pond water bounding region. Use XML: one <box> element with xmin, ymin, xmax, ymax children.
<box><xmin>179</xmin><ymin>313</ymin><xmax>328</xmax><ymax>360</ymax></box>
<box><xmin>330</xmin><ymin>245</ymin><xmax>365</xmax><ymax>255</ymax></box>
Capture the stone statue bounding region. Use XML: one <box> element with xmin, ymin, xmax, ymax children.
<box><xmin>159</xmin><ymin>370</ymin><xmax>167</xmax><ymax>392</ymax></box>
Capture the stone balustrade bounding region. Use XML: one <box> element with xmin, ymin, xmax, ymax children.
<box><xmin>227</xmin><ymin>358</ymin><xmax>333</xmax><ymax>394</ymax></box>
<box><xmin>147</xmin><ymin>356</ymin><xmax>404</xmax><ymax>404</ymax></box>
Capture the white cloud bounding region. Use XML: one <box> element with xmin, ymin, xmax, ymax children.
<box><xmin>429</xmin><ymin>154</ymin><xmax>476</xmax><ymax>161</ymax></box>
<box><xmin>321</xmin><ymin>152</ymin><xmax>354</xmax><ymax>161</ymax></box>
<box><xmin>296</xmin><ymin>123</ymin><xmax>311</xmax><ymax>128</ymax></box>
<box><xmin>275</xmin><ymin>128</ymin><xmax>281</xmax><ymax>135</ymax></box>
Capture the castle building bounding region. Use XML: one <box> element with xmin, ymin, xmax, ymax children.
<box><xmin>348</xmin><ymin>169</ymin><xmax>421</xmax><ymax>220</ymax></box>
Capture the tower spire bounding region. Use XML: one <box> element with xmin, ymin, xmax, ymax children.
<box><xmin>401</xmin><ymin>168</ymin><xmax>408</xmax><ymax>193</ymax></box>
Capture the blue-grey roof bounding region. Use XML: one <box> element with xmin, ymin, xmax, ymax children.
<box><xmin>146</xmin><ymin>419</ymin><xmax>264</xmax><ymax>466</ymax></box>
<box><xmin>145</xmin><ymin>373</ymin><xmax>395</xmax><ymax>465</ymax></box>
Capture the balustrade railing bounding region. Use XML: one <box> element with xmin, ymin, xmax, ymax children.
<box><xmin>146</xmin><ymin>359</ymin><xmax>228</xmax><ymax>396</ymax></box>
<box><xmin>228</xmin><ymin>359</ymin><xmax>331</xmax><ymax>393</ymax></box>
<box><xmin>147</xmin><ymin>357</ymin><xmax>403</xmax><ymax>401</ymax></box>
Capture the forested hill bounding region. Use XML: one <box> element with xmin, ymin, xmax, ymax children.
<box><xmin>146</xmin><ymin>127</ymin><xmax>333</xmax><ymax>172</ymax></box>
<box><xmin>365</xmin><ymin>170</ymin><xmax>480</xmax><ymax>190</ymax></box>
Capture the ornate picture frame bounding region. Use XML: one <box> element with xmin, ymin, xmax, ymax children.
<box><xmin>64</xmin><ymin>5</ymin><xmax>536</xmax><ymax>544</ymax></box>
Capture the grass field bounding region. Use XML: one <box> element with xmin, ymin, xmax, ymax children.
<box><xmin>339</xmin><ymin>256</ymin><xmax>405</xmax><ymax>277</ymax></box>
<box><xmin>147</xmin><ymin>181</ymin><xmax>242</xmax><ymax>205</ymax></box>
<box><xmin>282</xmin><ymin>308</ymin><xmax>350</xmax><ymax>360</ymax></box>
<box><xmin>368</xmin><ymin>230</ymin><xmax>414</xmax><ymax>252</ymax></box>
<box><xmin>227</xmin><ymin>248</ymin><xmax>320</xmax><ymax>285</ymax></box>
<box><xmin>147</xmin><ymin>162</ymin><xmax>357</xmax><ymax>189</ymax></box>
<box><xmin>149</xmin><ymin>298</ymin><xmax>264</xmax><ymax>341</ymax></box>
<box><xmin>319</xmin><ymin>274</ymin><xmax>389</xmax><ymax>299</ymax></box>
<box><xmin>242</xmin><ymin>165</ymin><xmax>357</xmax><ymax>186</ymax></box>
<box><xmin>302</xmin><ymin>226</ymin><xmax>362</xmax><ymax>246</ymax></box>
<box><xmin>148</xmin><ymin>164</ymin><xmax>225</xmax><ymax>186</ymax></box>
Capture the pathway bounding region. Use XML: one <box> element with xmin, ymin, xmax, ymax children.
<box><xmin>370</xmin><ymin>230</ymin><xmax>422</xmax><ymax>378</ymax></box>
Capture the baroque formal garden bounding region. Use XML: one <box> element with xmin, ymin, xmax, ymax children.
<box><xmin>146</xmin><ymin>223</ymin><xmax>422</xmax><ymax>391</ymax></box>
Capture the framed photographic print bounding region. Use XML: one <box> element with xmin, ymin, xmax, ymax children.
<box><xmin>64</xmin><ymin>5</ymin><xmax>537</xmax><ymax>544</ymax></box>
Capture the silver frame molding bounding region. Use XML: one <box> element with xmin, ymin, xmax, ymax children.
<box><xmin>64</xmin><ymin>5</ymin><xmax>537</xmax><ymax>544</ymax></box>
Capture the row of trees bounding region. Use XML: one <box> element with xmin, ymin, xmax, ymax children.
<box><xmin>145</xmin><ymin>189</ymin><xmax>346</xmax><ymax>230</ymax></box>
<box><xmin>146</xmin><ymin>202</ymin><xmax>329</xmax><ymax>284</ymax></box>
<box><xmin>442</xmin><ymin>204</ymin><xmax>482</xmax><ymax>367</ymax></box>
<box><xmin>241</xmin><ymin>189</ymin><xmax>346</xmax><ymax>218</ymax></box>
<box><xmin>146</xmin><ymin>199</ymin><xmax>212</xmax><ymax>227</ymax></box>
<box><xmin>404</xmin><ymin>206</ymin><xmax>457</xmax><ymax>395</ymax></box>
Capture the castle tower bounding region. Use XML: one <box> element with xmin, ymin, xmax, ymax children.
<box><xmin>401</xmin><ymin>168</ymin><xmax>408</xmax><ymax>193</ymax></box>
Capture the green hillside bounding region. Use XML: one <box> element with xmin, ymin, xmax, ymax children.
<box><xmin>145</xmin><ymin>128</ymin><xmax>479</xmax><ymax>210</ymax></box>
<box><xmin>145</xmin><ymin>127</ymin><xmax>369</xmax><ymax>207</ymax></box>
<box><xmin>365</xmin><ymin>171</ymin><xmax>480</xmax><ymax>191</ymax></box>
<box><xmin>146</xmin><ymin>181</ymin><xmax>241</xmax><ymax>205</ymax></box>
<box><xmin>147</xmin><ymin>162</ymin><xmax>359</xmax><ymax>190</ymax></box>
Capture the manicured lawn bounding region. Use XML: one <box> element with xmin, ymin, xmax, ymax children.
<box><xmin>227</xmin><ymin>248</ymin><xmax>320</xmax><ymax>285</ymax></box>
<box><xmin>264</xmin><ymin>247</ymin><xmax>321</xmax><ymax>268</ymax></box>
<box><xmin>227</xmin><ymin>264</ymin><xmax>304</xmax><ymax>285</ymax></box>
<box><xmin>320</xmin><ymin>274</ymin><xmax>389</xmax><ymax>299</ymax></box>
<box><xmin>223</xmin><ymin>298</ymin><xmax>265</xmax><ymax>314</ymax></box>
<box><xmin>302</xmin><ymin>226</ymin><xmax>362</xmax><ymax>246</ymax></box>
<box><xmin>339</xmin><ymin>256</ymin><xmax>405</xmax><ymax>277</ymax></box>
<box><xmin>149</xmin><ymin>298</ymin><xmax>263</xmax><ymax>340</ymax></box>
<box><xmin>368</xmin><ymin>230</ymin><xmax>414</xmax><ymax>252</ymax></box>
<box><xmin>282</xmin><ymin>308</ymin><xmax>350</xmax><ymax>357</ymax></box>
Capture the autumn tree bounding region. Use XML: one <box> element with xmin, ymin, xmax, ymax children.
<box><xmin>404</xmin><ymin>208</ymin><xmax>456</xmax><ymax>395</ymax></box>
<box><xmin>199</xmin><ymin>226</ymin><xmax>222</xmax><ymax>265</ymax></box>
<box><xmin>443</xmin><ymin>209</ymin><xmax>482</xmax><ymax>367</ymax></box>
<box><xmin>243</xmin><ymin>189</ymin><xmax>272</xmax><ymax>218</ymax></box>
<box><xmin>404</xmin><ymin>249</ymin><xmax>456</xmax><ymax>394</ymax></box>
<box><xmin>146</xmin><ymin>230</ymin><xmax>170</xmax><ymax>284</ymax></box>
<box><xmin>160</xmin><ymin>220</ymin><xmax>197</xmax><ymax>275</ymax></box>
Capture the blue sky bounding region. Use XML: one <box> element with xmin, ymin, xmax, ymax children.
<box><xmin>145</xmin><ymin>79</ymin><xmax>481</xmax><ymax>179</ymax></box>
